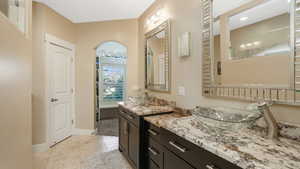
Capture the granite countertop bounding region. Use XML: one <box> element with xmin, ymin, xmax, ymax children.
<box><xmin>144</xmin><ymin>113</ymin><xmax>300</xmax><ymax>169</ymax></box>
<box><xmin>118</xmin><ymin>102</ymin><xmax>174</xmax><ymax>116</ymax></box>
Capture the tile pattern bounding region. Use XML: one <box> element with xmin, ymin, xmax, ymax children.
<box><xmin>82</xmin><ymin>150</ymin><xmax>131</xmax><ymax>169</ymax></box>
<box><xmin>145</xmin><ymin>114</ymin><xmax>300</xmax><ymax>169</ymax></box>
<box><xmin>33</xmin><ymin>135</ymin><xmax>132</xmax><ymax>169</ymax></box>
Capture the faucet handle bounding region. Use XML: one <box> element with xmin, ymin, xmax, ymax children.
<box><xmin>257</xmin><ymin>101</ymin><xmax>274</xmax><ymax>107</ymax></box>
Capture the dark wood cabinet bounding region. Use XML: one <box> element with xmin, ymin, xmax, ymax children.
<box><xmin>118</xmin><ymin>106</ymin><xmax>142</xmax><ymax>169</ymax></box>
<box><xmin>143</xmin><ymin>121</ymin><xmax>242</xmax><ymax>169</ymax></box>
<box><xmin>118</xmin><ymin>106</ymin><xmax>174</xmax><ymax>169</ymax></box>
<box><xmin>163</xmin><ymin>147</ymin><xmax>194</xmax><ymax>169</ymax></box>
<box><xmin>128</xmin><ymin>122</ymin><xmax>139</xmax><ymax>167</ymax></box>
<box><xmin>119</xmin><ymin>115</ymin><xmax>128</xmax><ymax>154</ymax></box>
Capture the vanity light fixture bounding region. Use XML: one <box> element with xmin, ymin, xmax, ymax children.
<box><xmin>240</xmin><ymin>16</ymin><xmax>249</xmax><ymax>21</ymax></box>
<box><xmin>240</xmin><ymin>44</ymin><xmax>246</xmax><ymax>48</ymax></box>
<box><xmin>253</xmin><ymin>41</ymin><xmax>261</xmax><ymax>46</ymax></box>
<box><xmin>246</xmin><ymin>43</ymin><xmax>252</xmax><ymax>47</ymax></box>
<box><xmin>146</xmin><ymin>9</ymin><xmax>169</xmax><ymax>27</ymax></box>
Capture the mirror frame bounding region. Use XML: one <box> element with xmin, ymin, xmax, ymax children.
<box><xmin>145</xmin><ymin>20</ymin><xmax>171</xmax><ymax>93</ymax></box>
<box><xmin>201</xmin><ymin>0</ymin><xmax>300</xmax><ymax>105</ymax></box>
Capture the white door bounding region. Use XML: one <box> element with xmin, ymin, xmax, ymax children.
<box><xmin>48</xmin><ymin>43</ymin><xmax>74</xmax><ymax>146</ymax></box>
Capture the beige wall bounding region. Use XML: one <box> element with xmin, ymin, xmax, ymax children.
<box><xmin>222</xmin><ymin>55</ymin><xmax>289</xmax><ymax>86</ymax></box>
<box><xmin>32</xmin><ymin>2</ymin><xmax>139</xmax><ymax>142</ymax></box>
<box><xmin>0</xmin><ymin>0</ymin><xmax>32</xmax><ymax>168</ymax></box>
<box><xmin>75</xmin><ymin>19</ymin><xmax>139</xmax><ymax>129</ymax></box>
<box><xmin>32</xmin><ymin>2</ymin><xmax>75</xmax><ymax>144</ymax></box>
<box><xmin>138</xmin><ymin>0</ymin><xmax>300</xmax><ymax>125</ymax></box>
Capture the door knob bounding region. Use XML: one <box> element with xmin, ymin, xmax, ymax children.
<box><xmin>51</xmin><ymin>98</ymin><xmax>58</xmax><ymax>102</ymax></box>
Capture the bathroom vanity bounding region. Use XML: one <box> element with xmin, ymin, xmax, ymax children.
<box><xmin>119</xmin><ymin>101</ymin><xmax>300</xmax><ymax>169</ymax></box>
<box><xmin>118</xmin><ymin>0</ymin><xmax>300</xmax><ymax>168</ymax></box>
<box><xmin>144</xmin><ymin>113</ymin><xmax>300</xmax><ymax>169</ymax></box>
<box><xmin>118</xmin><ymin>102</ymin><xmax>174</xmax><ymax>169</ymax></box>
<box><xmin>144</xmin><ymin>119</ymin><xmax>242</xmax><ymax>169</ymax></box>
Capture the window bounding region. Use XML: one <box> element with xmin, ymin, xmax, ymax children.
<box><xmin>96</xmin><ymin>41</ymin><xmax>127</xmax><ymax>107</ymax></box>
<box><xmin>0</xmin><ymin>0</ymin><xmax>26</xmax><ymax>33</ymax></box>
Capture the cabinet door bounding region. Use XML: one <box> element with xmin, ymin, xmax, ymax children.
<box><xmin>148</xmin><ymin>158</ymin><xmax>160</xmax><ymax>169</ymax></box>
<box><xmin>164</xmin><ymin>148</ymin><xmax>195</xmax><ymax>169</ymax></box>
<box><xmin>119</xmin><ymin>116</ymin><xmax>128</xmax><ymax>154</ymax></box>
<box><xmin>128</xmin><ymin>122</ymin><xmax>139</xmax><ymax>168</ymax></box>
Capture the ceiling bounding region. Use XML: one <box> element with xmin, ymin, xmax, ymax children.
<box><xmin>34</xmin><ymin>0</ymin><xmax>156</xmax><ymax>23</ymax></box>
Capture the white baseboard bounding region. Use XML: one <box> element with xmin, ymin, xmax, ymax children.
<box><xmin>32</xmin><ymin>143</ymin><xmax>49</xmax><ymax>153</ymax></box>
<box><xmin>72</xmin><ymin>128</ymin><xmax>96</xmax><ymax>135</ymax></box>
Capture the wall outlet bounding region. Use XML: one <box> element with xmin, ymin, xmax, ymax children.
<box><xmin>178</xmin><ymin>86</ymin><xmax>186</xmax><ymax>96</ymax></box>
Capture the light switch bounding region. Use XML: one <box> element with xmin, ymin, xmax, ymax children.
<box><xmin>178</xmin><ymin>86</ymin><xmax>186</xmax><ymax>96</ymax></box>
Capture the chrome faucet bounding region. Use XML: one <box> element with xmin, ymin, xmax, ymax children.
<box><xmin>256</xmin><ymin>101</ymin><xmax>279</xmax><ymax>140</ymax></box>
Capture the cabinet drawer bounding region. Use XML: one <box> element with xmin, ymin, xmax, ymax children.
<box><xmin>161</xmin><ymin>128</ymin><xmax>242</xmax><ymax>169</ymax></box>
<box><xmin>147</xmin><ymin>138</ymin><xmax>163</xmax><ymax>168</ymax></box>
<box><xmin>163</xmin><ymin>147</ymin><xmax>194</xmax><ymax>169</ymax></box>
<box><xmin>119</xmin><ymin>107</ymin><xmax>139</xmax><ymax>126</ymax></box>
<box><xmin>145</xmin><ymin>121</ymin><xmax>161</xmax><ymax>142</ymax></box>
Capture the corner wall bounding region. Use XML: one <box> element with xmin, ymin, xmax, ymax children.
<box><xmin>32</xmin><ymin>2</ymin><xmax>76</xmax><ymax>145</ymax></box>
<box><xmin>75</xmin><ymin>19</ymin><xmax>139</xmax><ymax>129</ymax></box>
<box><xmin>32</xmin><ymin>2</ymin><xmax>139</xmax><ymax>143</ymax></box>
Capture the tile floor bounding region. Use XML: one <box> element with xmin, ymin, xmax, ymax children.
<box><xmin>97</xmin><ymin>119</ymin><xmax>119</xmax><ymax>136</ymax></box>
<box><xmin>33</xmin><ymin>135</ymin><xmax>132</xmax><ymax>169</ymax></box>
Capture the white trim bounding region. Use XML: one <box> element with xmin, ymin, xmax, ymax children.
<box><xmin>45</xmin><ymin>34</ymin><xmax>75</xmax><ymax>50</ymax></box>
<box><xmin>97</xmin><ymin>45</ymin><xmax>127</xmax><ymax>109</ymax></box>
<box><xmin>44</xmin><ymin>33</ymin><xmax>76</xmax><ymax>147</ymax></box>
<box><xmin>72</xmin><ymin>129</ymin><xmax>96</xmax><ymax>135</ymax></box>
<box><xmin>32</xmin><ymin>143</ymin><xmax>49</xmax><ymax>153</ymax></box>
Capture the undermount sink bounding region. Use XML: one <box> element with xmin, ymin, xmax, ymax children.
<box><xmin>191</xmin><ymin>106</ymin><xmax>262</xmax><ymax>130</ymax></box>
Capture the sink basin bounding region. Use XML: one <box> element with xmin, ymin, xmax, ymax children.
<box><xmin>191</xmin><ymin>106</ymin><xmax>262</xmax><ymax>130</ymax></box>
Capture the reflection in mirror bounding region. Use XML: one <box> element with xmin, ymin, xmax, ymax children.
<box><xmin>0</xmin><ymin>0</ymin><xmax>26</xmax><ymax>33</ymax></box>
<box><xmin>213</xmin><ymin>0</ymin><xmax>291</xmax><ymax>87</ymax></box>
<box><xmin>145</xmin><ymin>21</ymin><xmax>170</xmax><ymax>92</ymax></box>
<box><xmin>147</xmin><ymin>31</ymin><xmax>166</xmax><ymax>87</ymax></box>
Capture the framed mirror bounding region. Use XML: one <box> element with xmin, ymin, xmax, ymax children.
<box><xmin>201</xmin><ymin>0</ymin><xmax>300</xmax><ymax>105</ymax></box>
<box><xmin>145</xmin><ymin>20</ymin><xmax>171</xmax><ymax>92</ymax></box>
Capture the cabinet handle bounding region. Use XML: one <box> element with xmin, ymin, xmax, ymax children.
<box><xmin>51</xmin><ymin>98</ymin><xmax>58</xmax><ymax>102</ymax></box>
<box><xmin>120</xmin><ymin>111</ymin><xmax>134</xmax><ymax>120</ymax></box>
<box><xmin>126</xmin><ymin>115</ymin><xmax>134</xmax><ymax>120</ymax></box>
<box><xmin>120</xmin><ymin>111</ymin><xmax>127</xmax><ymax>116</ymax></box>
<box><xmin>148</xmin><ymin>147</ymin><xmax>159</xmax><ymax>156</ymax></box>
<box><xmin>168</xmin><ymin>141</ymin><xmax>187</xmax><ymax>153</ymax></box>
<box><xmin>124</xmin><ymin>122</ymin><xmax>127</xmax><ymax>134</ymax></box>
<box><xmin>206</xmin><ymin>164</ymin><xmax>220</xmax><ymax>169</ymax></box>
<box><xmin>148</xmin><ymin>129</ymin><xmax>158</xmax><ymax>136</ymax></box>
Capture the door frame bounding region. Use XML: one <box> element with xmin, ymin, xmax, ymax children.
<box><xmin>94</xmin><ymin>41</ymin><xmax>128</xmax><ymax>126</ymax></box>
<box><xmin>44</xmin><ymin>34</ymin><xmax>76</xmax><ymax>147</ymax></box>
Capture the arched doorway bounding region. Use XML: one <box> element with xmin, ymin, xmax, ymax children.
<box><xmin>95</xmin><ymin>41</ymin><xmax>127</xmax><ymax>136</ymax></box>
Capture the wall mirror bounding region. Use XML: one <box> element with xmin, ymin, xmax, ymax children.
<box><xmin>145</xmin><ymin>20</ymin><xmax>171</xmax><ymax>92</ymax></box>
<box><xmin>202</xmin><ymin>0</ymin><xmax>300</xmax><ymax>105</ymax></box>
